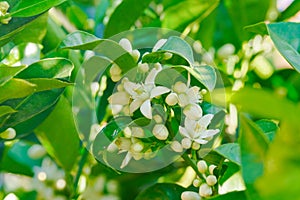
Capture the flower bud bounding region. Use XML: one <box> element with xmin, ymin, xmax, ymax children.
<box><xmin>123</xmin><ymin>127</ymin><xmax>132</xmax><ymax>138</ymax></box>
<box><xmin>181</xmin><ymin>138</ymin><xmax>192</xmax><ymax>149</ymax></box>
<box><xmin>0</xmin><ymin>1</ymin><xmax>9</xmax><ymax>13</ymax></box>
<box><xmin>111</xmin><ymin>75</ymin><xmax>121</xmax><ymax>82</ymax></box>
<box><xmin>170</xmin><ymin>141</ymin><xmax>183</xmax><ymax>153</ymax></box>
<box><xmin>115</xmin><ymin>138</ymin><xmax>131</xmax><ymax>150</ymax></box>
<box><xmin>153</xmin><ymin>115</ymin><xmax>163</xmax><ymax>123</ymax></box>
<box><xmin>217</xmin><ymin>43</ymin><xmax>235</xmax><ymax>59</ymax></box>
<box><xmin>164</xmin><ymin>52</ymin><xmax>173</xmax><ymax>60</ymax></box>
<box><xmin>28</xmin><ymin>144</ymin><xmax>46</xmax><ymax>159</ymax></box>
<box><xmin>0</xmin><ymin>128</ymin><xmax>16</xmax><ymax>140</ymax></box>
<box><xmin>131</xmin><ymin>142</ymin><xmax>144</xmax><ymax>153</ymax></box>
<box><xmin>165</xmin><ymin>93</ymin><xmax>178</xmax><ymax>106</ymax></box>
<box><xmin>193</xmin><ymin>179</ymin><xmax>201</xmax><ymax>187</ymax></box>
<box><xmin>197</xmin><ymin>160</ymin><xmax>207</xmax><ymax>174</ymax></box>
<box><xmin>192</xmin><ymin>142</ymin><xmax>200</xmax><ymax>150</ymax></box>
<box><xmin>181</xmin><ymin>191</ymin><xmax>201</xmax><ymax>200</ymax></box>
<box><xmin>131</xmin><ymin>49</ymin><xmax>140</xmax><ymax>62</ymax></box>
<box><xmin>173</xmin><ymin>81</ymin><xmax>187</xmax><ymax>93</ymax></box>
<box><xmin>152</xmin><ymin>124</ymin><xmax>169</xmax><ymax>140</ymax></box>
<box><xmin>183</xmin><ymin>104</ymin><xmax>203</xmax><ymax>120</ymax></box>
<box><xmin>206</xmin><ymin>175</ymin><xmax>217</xmax><ymax>186</ymax></box>
<box><xmin>110</xmin><ymin>64</ymin><xmax>122</xmax><ymax>76</ymax></box>
<box><xmin>131</xmin><ymin>127</ymin><xmax>145</xmax><ymax>138</ymax></box>
<box><xmin>209</xmin><ymin>165</ymin><xmax>217</xmax><ymax>175</ymax></box>
<box><xmin>119</xmin><ymin>38</ymin><xmax>132</xmax><ymax>52</ymax></box>
<box><xmin>199</xmin><ymin>183</ymin><xmax>212</xmax><ymax>197</ymax></box>
<box><xmin>138</xmin><ymin>63</ymin><xmax>149</xmax><ymax>73</ymax></box>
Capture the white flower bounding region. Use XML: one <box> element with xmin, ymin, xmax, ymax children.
<box><xmin>123</xmin><ymin>67</ymin><xmax>170</xmax><ymax>119</ymax></box>
<box><xmin>179</xmin><ymin>114</ymin><xmax>219</xmax><ymax>146</ymax></box>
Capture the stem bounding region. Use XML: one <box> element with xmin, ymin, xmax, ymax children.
<box><xmin>181</xmin><ymin>152</ymin><xmax>205</xmax><ymax>180</ymax></box>
<box><xmin>73</xmin><ymin>148</ymin><xmax>89</xmax><ymax>197</ymax></box>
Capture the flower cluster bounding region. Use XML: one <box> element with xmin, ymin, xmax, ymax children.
<box><xmin>0</xmin><ymin>1</ymin><xmax>11</xmax><ymax>24</ymax></box>
<box><xmin>181</xmin><ymin>160</ymin><xmax>218</xmax><ymax>200</ymax></box>
<box><xmin>106</xmin><ymin>38</ymin><xmax>220</xmax><ymax>169</ymax></box>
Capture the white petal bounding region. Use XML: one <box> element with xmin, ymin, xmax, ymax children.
<box><xmin>183</xmin><ymin>104</ymin><xmax>203</xmax><ymax>120</ymax></box>
<box><xmin>200</xmin><ymin>129</ymin><xmax>219</xmax><ymax>138</ymax></box>
<box><xmin>186</xmin><ymin>86</ymin><xmax>201</xmax><ymax>103</ymax></box>
<box><xmin>120</xmin><ymin>152</ymin><xmax>132</xmax><ymax>169</ymax></box>
<box><xmin>184</xmin><ymin>117</ymin><xmax>197</xmax><ymax>134</ymax></box>
<box><xmin>145</xmin><ymin>68</ymin><xmax>160</xmax><ymax>85</ymax></box>
<box><xmin>119</xmin><ymin>38</ymin><xmax>132</xmax><ymax>52</ymax></box>
<box><xmin>153</xmin><ymin>39</ymin><xmax>167</xmax><ymax>52</ymax></box>
<box><xmin>124</xmin><ymin>81</ymin><xmax>139</xmax><ymax>96</ymax></box>
<box><xmin>140</xmin><ymin>99</ymin><xmax>152</xmax><ymax>119</ymax></box>
<box><xmin>130</xmin><ymin>99</ymin><xmax>143</xmax><ymax>113</ymax></box>
<box><xmin>109</xmin><ymin>92</ymin><xmax>130</xmax><ymax>105</ymax></box>
<box><xmin>194</xmin><ymin>138</ymin><xmax>209</xmax><ymax>144</ymax></box>
<box><xmin>198</xmin><ymin>114</ymin><xmax>214</xmax><ymax>128</ymax></box>
<box><xmin>150</xmin><ymin>86</ymin><xmax>170</xmax><ymax>98</ymax></box>
<box><xmin>179</xmin><ymin>126</ymin><xmax>190</xmax><ymax>138</ymax></box>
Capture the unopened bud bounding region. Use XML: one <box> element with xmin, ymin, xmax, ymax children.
<box><xmin>170</xmin><ymin>141</ymin><xmax>183</xmax><ymax>153</ymax></box>
<box><xmin>173</xmin><ymin>81</ymin><xmax>187</xmax><ymax>93</ymax></box>
<box><xmin>192</xmin><ymin>142</ymin><xmax>200</xmax><ymax>150</ymax></box>
<box><xmin>165</xmin><ymin>93</ymin><xmax>178</xmax><ymax>106</ymax></box>
<box><xmin>206</xmin><ymin>175</ymin><xmax>217</xmax><ymax>186</ymax></box>
<box><xmin>0</xmin><ymin>128</ymin><xmax>16</xmax><ymax>139</ymax></box>
<box><xmin>138</xmin><ymin>63</ymin><xmax>149</xmax><ymax>73</ymax></box>
<box><xmin>181</xmin><ymin>191</ymin><xmax>201</xmax><ymax>200</ymax></box>
<box><xmin>131</xmin><ymin>142</ymin><xmax>144</xmax><ymax>153</ymax></box>
<box><xmin>0</xmin><ymin>1</ymin><xmax>10</xmax><ymax>13</ymax></box>
<box><xmin>131</xmin><ymin>127</ymin><xmax>144</xmax><ymax>138</ymax></box>
<box><xmin>199</xmin><ymin>183</ymin><xmax>212</xmax><ymax>197</ymax></box>
<box><xmin>181</xmin><ymin>138</ymin><xmax>192</xmax><ymax>149</ymax></box>
<box><xmin>183</xmin><ymin>104</ymin><xmax>203</xmax><ymax>120</ymax></box>
<box><xmin>28</xmin><ymin>144</ymin><xmax>46</xmax><ymax>159</ymax></box>
<box><xmin>152</xmin><ymin>124</ymin><xmax>169</xmax><ymax>140</ymax></box>
<box><xmin>123</xmin><ymin>127</ymin><xmax>132</xmax><ymax>138</ymax></box>
<box><xmin>110</xmin><ymin>64</ymin><xmax>122</xmax><ymax>76</ymax></box>
<box><xmin>209</xmin><ymin>165</ymin><xmax>217</xmax><ymax>175</ymax></box>
<box><xmin>153</xmin><ymin>115</ymin><xmax>163</xmax><ymax>123</ymax></box>
<box><xmin>197</xmin><ymin>160</ymin><xmax>207</xmax><ymax>174</ymax></box>
<box><xmin>131</xmin><ymin>49</ymin><xmax>140</xmax><ymax>62</ymax></box>
<box><xmin>119</xmin><ymin>38</ymin><xmax>132</xmax><ymax>52</ymax></box>
<box><xmin>193</xmin><ymin>179</ymin><xmax>201</xmax><ymax>187</ymax></box>
<box><xmin>164</xmin><ymin>52</ymin><xmax>173</xmax><ymax>60</ymax></box>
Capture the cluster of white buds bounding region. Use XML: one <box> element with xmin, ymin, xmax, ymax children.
<box><xmin>0</xmin><ymin>127</ymin><xmax>16</xmax><ymax>139</ymax></box>
<box><xmin>0</xmin><ymin>1</ymin><xmax>11</xmax><ymax>24</ymax></box>
<box><xmin>181</xmin><ymin>160</ymin><xmax>218</xmax><ymax>200</ymax></box>
<box><xmin>107</xmin><ymin>126</ymin><xmax>156</xmax><ymax>168</ymax></box>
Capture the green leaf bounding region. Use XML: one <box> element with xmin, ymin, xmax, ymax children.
<box><xmin>224</xmin><ymin>0</ymin><xmax>270</xmax><ymax>43</ymax></box>
<box><xmin>214</xmin><ymin>143</ymin><xmax>241</xmax><ymax>165</ymax></box>
<box><xmin>267</xmin><ymin>22</ymin><xmax>300</xmax><ymax>73</ymax></box>
<box><xmin>239</xmin><ymin>114</ymin><xmax>268</xmax><ymax>199</ymax></box>
<box><xmin>104</xmin><ymin>0</ymin><xmax>152</xmax><ymax>38</ymax></box>
<box><xmin>208</xmin><ymin>191</ymin><xmax>247</xmax><ymax>200</ymax></box>
<box><xmin>0</xmin><ymin>15</ymin><xmax>41</xmax><ymax>47</ymax></box>
<box><xmin>10</xmin><ymin>0</ymin><xmax>66</xmax><ymax>17</ymax></box>
<box><xmin>0</xmin><ymin>105</ymin><xmax>16</xmax><ymax>118</ymax></box>
<box><xmin>255</xmin><ymin>119</ymin><xmax>278</xmax><ymax>142</ymax></box>
<box><xmin>83</xmin><ymin>56</ymin><xmax>111</xmax><ymax>83</ymax></box>
<box><xmin>159</xmin><ymin>36</ymin><xmax>194</xmax><ymax>66</ymax></box>
<box><xmin>16</xmin><ymin>58</ymin><xmax>74</xmax><ymax>79</ymax></box>
<box><xmin>60</xmin><ymin>31</ymin><xmax>102</xmax><ymax>50</ymax></box>
<box><xmin>135</xmin><ymin>183</ymin><xmax>185</xmax><ymax>200</ymax></box>
<box><xmin>0</xmin><ymin>64</ymin><xmax>27</xmax><ymax>86</ymax></box>
<box><xmin>162</xmin><ymin>0</ymin><xmax>219</xmax><ymax>31</ymax></box>
<box><xmin>244</xmin><ymin>22</ymin><xmax>268</xmax><ymax>35</ymax></box>
<box><xmin>35</xmin><ymin>96</ymin><xmax>80</xmax><ymax>171</ymax></box>
<box><xmin>27</xmin><ymin>78</ymin><xmax>73</xmax><ymax>92</ymax></box>
<box><xmin>0</xmin><ymin>78</ymin><xmax>36</xmax><ymax>103</ymax></box>
<box><xmin>0</xmin><ymin>141</ymin><xmax>42</xmax><ymax>176</ymax></box>
<box><xmin>66</xmin><ymin>5</ymin><xmax>88</xmax><ymax>30</ymax></box>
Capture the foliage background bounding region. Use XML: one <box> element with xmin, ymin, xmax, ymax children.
<box><xmin>0</xmin><ymin>0</ymin><xmax>300</xmax><ymax>199</ymax></box>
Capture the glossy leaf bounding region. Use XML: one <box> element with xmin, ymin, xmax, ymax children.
<box><xmin>9</xmin><ymin>0</ymin><xmax>66</xmax><ymax>17</ymax></box>
<box><xmin>0</xmin><ymin>78</ymin><xmax>36</xmax><ymax>103</ymax></box>
<box><xmin>0</xmin><ymin>64</ymin><xmax>26</xmax><ymax>86</ymax></box>
<box><xmin>267</xmin><ymin>22</ymin><xmax>300</xmax><ymax>73</ymax></box>
<box><xmin>27</xmin><ymin>78</ymin><xmax>72</xmax><ymax>92</ymax></box>
<box><xmin>208</xmin><ymin>191</ymin><xmax>247</xmax><ymax>200</ymax></box>
<box><xmin>135</xmin><ymin>183</ymin><xmax>185</xmax><ymax>200</ymax></box>
<box><xmin>239</xmin><ymin>115</ymin><xmax>268</xmax><ymax>199</ymax></box>
<box><xmin>16</xmin><ymin>58</ymin><xmax>74</xmax><ymax>79</ymax></box>
<box><xmin>0</xmin><ymin>105</ymin><xmax>16</xmax><ymax>118</ymax></box>
<box><xmin>214</xmin><ymin>143</ymin><xmax>241</xmax><ymax>165</ymax></box>
<box><xmin>60</xmin><ymin>31</ymin><xmax>102</xmax><ymax>50</ymax></box>
<box><xmin>104</xmin><ymin>0</ymin><xmax>152</xmax><ymax>37</ymax></box>
<box><xmin>162</xmin><ymin>0</ymin><xmax>219</xmax><ymax>31</ymax></box>
<box><xmin>255</xmin><ymin>119</ymin><xmax>278</xmax><ymax>142</ymax></box>
<box><xmin>35</xmin><ymin>96</ymin><xmax>80</xmax><ymax>171</ymax></box>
